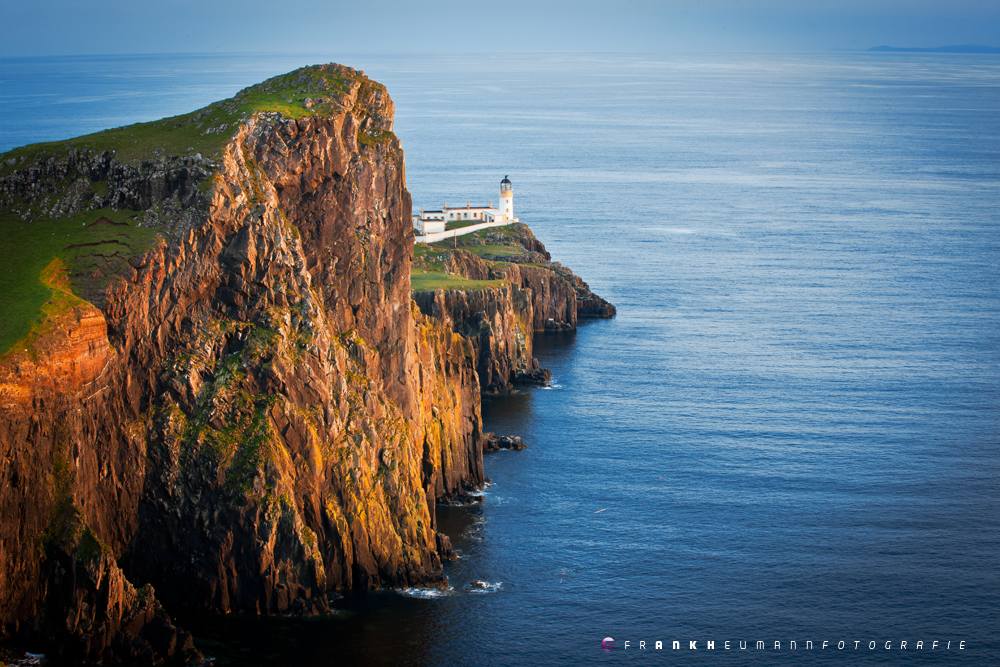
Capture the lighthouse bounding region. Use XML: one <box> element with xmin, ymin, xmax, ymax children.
<box><xmin>500</xmin><ymin>175</ymin><xmax>513</xmax><ymax>221</ymax></box>
<box><xmin>413</xmin><ymin>176</ymin><xmax>518</xmax><ymax>238</ymax></box>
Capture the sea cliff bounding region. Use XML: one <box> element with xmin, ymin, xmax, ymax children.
<box><xmin>0</xmin><ymin>64</ymin><xmax>612</xmax><ymax>663</ymax></box>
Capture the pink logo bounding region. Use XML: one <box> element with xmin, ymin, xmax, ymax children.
<box><xmin>602</xmin><ymin>637</ymin><xmax>615</xmax><ymax>652</ymax></box>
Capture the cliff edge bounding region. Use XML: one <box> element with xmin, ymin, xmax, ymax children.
<box><xmin>0</xmin><ymin>64</ymin><xmax>613</xmax><ymax>663</ymax></box>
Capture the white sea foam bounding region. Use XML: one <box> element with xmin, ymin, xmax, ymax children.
<box><xmin>399</xmin><ymin>586</ymin><xmax>452</xmax><ymax>599</ymax></box>
<box><xmin>463</xmin><ymin>516</ymin><xmax>487</xmax><ymax>540</ymax></box>
<box><xmin>468</xmin><ymin>581</ymin><xmax>503</xmax><ymax>594</ymax></box>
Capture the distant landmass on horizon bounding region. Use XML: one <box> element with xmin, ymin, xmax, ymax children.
<box><xmin>868</xmin><ymin>44</ymin><xmax>1000</xmax><ymax>53</ymax></box>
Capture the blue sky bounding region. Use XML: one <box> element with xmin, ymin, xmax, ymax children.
<box><xmin>2</xmin><ymin>0</ymin><xmax>998</xmax><ymax>56</ymax></box>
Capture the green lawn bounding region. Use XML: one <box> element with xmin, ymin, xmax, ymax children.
<box><xmin>464</xmin><ymin>244</ymin><xmax>528</xmax><ymax>259</ymax></box>
<box><xmin>444</xmin><ymin>219</ymin><xmax>480</xmax><ymax>231</ymax></box>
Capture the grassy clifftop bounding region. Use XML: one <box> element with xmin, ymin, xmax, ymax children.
<box><xmin>411</xmin><ymin>224</ymin><xmax>552</xmax><ymax>292</ymax></box>
<box><xmin>0</xmin><ymin>64</ymin><xmax>379</xmax><ymax>175</ymax></box>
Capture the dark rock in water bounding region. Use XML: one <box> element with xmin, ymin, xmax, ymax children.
<box><xmin>543</xmin><ymin>317</ymin><xmax>573</xmax><ymax>331</ymax></box>
<box><xmin>577</xmin><ymin>295</ymin><xmax>617</xmax><ymax>319</ymax></box>
<box><xmin>313</xmin><ymin>594</ymin><xmax>331</xmax><ymax>614</ymax></box>
<box><xmin>514</xmin><ymin>365</ymin><xmax>552</xmax><ymax>386</ymax></box>
<box><xmin>436</xmin><ymin>533</ymin><xmax>458</xmax><ymax>561</ymax></box>
<box><xmin>439</xmin><ymin>490</ymin><xmax>485</xmax><ymax>506</ymax></box>
<box><xmin>423</xmin><ymin>575</ymin><xmax>451</xmax><ymax>590</ymax></box>
<box><xmin>484</xmin><ymin>434</ymin><xmax>526</xmax><ymax>452</ymax></box>
<box><xmin>470</xmin><ymin>580</ymin><xmax>489</xmax><ymax>589</ymax></box>
<box><xmin>2</xmin><ymin>651</ymin><xmax>46</xmax><ymax>666</ymax></box>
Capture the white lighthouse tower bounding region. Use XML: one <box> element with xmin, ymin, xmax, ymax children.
<box><xmin>500</xmin><ymin>175</ymin><xmax>513</xmax><ymax>221</ymax></box>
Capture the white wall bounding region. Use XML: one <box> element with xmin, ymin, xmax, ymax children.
<box><xmin>414</xmin><ymin>219</ymin><xmax>514</xmax><ymax>244</ymax></box>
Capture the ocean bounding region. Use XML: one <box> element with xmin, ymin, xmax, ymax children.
<box><xmin>1</xmin><ymin>51</ymin><xmax>998</xmax><ymax>665</ymax></box>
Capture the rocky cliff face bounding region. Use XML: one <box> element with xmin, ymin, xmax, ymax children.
<box><xmin>0</xmin><ymin>64</ymin><xmax>485</xmax><ymax>662</ymax></box>
<box><xmin>411</xmin><ymin>228</ymin><xmax>616</xmax><ymax>393</ymax></box>
<box><xmin>432</xmin><ymin>234</ymin><xmax>616</xmax><ymax>332</ymax></box>
<box><xmin>0</xmin><ymin>63</ymin><xmax>614</xmax><ymax>664</ymax></box>
<box><xmin>412</xmin><ymin>284</ymin><xmax>537</xmax><ymax>393</ymax></box>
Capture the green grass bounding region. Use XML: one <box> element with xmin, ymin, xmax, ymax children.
<box><xmin>444</xmin><ymin>219</ymin><xmax>479</xmax><ymax>231</ymax></box>
<box><xmin>410</xmin><ymin>272</ymin><xmax>504</xmax><ymax>291</ymax></box>
<box><xmin>0</xmin><ymin>207</ymin><xmax>159</xmax><ymax>356</ymax></box>
<box><xmin>412</xmin><ymin>244</ymin><xmax>452</xmax><ymax>272</ymax></box>
<box><xmin>463</xmin><ymin>244</ymin><xmax>528</xmax><ymax>259</ymax></box>
<box><xmin>465</xmin><ymin>224</ymin><xmax>523</xmax><ymax>242</ymax></box>
<box><xmin>412</xmin><ymin>242</ymin><xmax>517</xmax><ymax>291</ymax></box>
<box><xmin>429</xmin><ymin>223</ymin><xmax>530</xmax><ymax>251</ymax></box>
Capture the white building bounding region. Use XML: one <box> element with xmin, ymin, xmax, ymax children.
<box><xmin>414</xmin><ymin>176</ymin><xmax>518</xmax><ymax>236</ymax></box>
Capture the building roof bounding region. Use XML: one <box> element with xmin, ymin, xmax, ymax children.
<box><xmin>418</xmin><ymin>206</ymin><xmax>497</xmax><ymax>216</ymax></box>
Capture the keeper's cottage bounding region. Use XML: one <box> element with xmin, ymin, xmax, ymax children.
<box><xmin>414</xmin><ymin>176</ymin><xmax>519</xmax><ymax>241</ymax></box>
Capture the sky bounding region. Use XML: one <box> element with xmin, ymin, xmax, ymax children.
<box><xmin>1</xmin><ymin>0</ymin><xmax>998</xmax><ymax>57</ymax></box>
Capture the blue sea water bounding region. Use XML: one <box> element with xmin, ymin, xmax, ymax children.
<box><xmin>2</xmin><ymin>52</ymin><xmax>998</xmax><ymax>665</ymax></box>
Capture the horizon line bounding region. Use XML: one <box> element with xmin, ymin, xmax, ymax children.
<box><xmin>3</xmin><ymin>46</ymin><xmax>1000</xmax><ymax>60</ymax></box>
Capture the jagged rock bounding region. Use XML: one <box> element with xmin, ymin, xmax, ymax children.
<box><xmin>412</xmin><ymin>285</ymin><xmax>536</xmax><ymax>393</ymax></box>
<box><xmin>514</xmin><ymin>365</ymin><xmax>552</xmax><ymax>386</ymax></box>
<box><xmin>0</xmin><ymin>64</ymin><xmax>485</xmax><ymax>661</ymax></box>
<box><xmin>578</xmin><ymin>296</ymin><xmax>617</xmax><ymax>318</ymax></box>
<box><xmin>426</xmin><ymin>234</ymin><xmax>615</xmax><ymax>333</ymax></box>
<box><xmin>436</xmin><ymin>533</ymin><xmax>458</xmax><ymax>561</ymax></box>
<box><xmin>29</xmin><ymin>538</ymin><xmax>203</xmax><ymax>664</ymax></box>
<box><xmin>0</xmin><ymin>61</ymin><xmax>614</xmax><ymax>663</ymax></box>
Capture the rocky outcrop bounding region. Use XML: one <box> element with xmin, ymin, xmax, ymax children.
<box><xmin>0</xmin><ymin>150</ymin><xmax>212</xmax><ymax>222</ymax></box>
<box><xmin>0</xmin><ymin>64</ymin><xmax>480</xmax><ymax>662</ymax></box>
<box><xmin>474</xmin><ymin>224</ymin><xmax>550</xmax><ymax>261</ymax></box>
<box><xmin>0</xmin><ymin>62</ymin><xmax>615</xmax><ymax>663</ymax></box>
<box><xmin>436</xmin><ymin>241</ymin><xmax>615</xmax><ymax>332</ymax></box>
<box><xmin>412</xmin><ymin>284</ymin><xmax>542</xmax><ymax>393</ymax></box>
<box><xmin>483</xmin><ymin>434</ymin><xmax>526</xmax><ymax>452</ymax></box>
<box><xmin>546</xmin><ymin>262</ymin><xmax>617</xmax><ymax>320</ymax></box>
<box><xmin>503</xmin><ymin>263</ymin><xmax>579</xmax><ymax>331</ymax></box>
<box><xmin>33</xmin><ymin>541</ymin><xmax>202</xmax><ymax>664</ymax></box>
<box><xmin>411</xmin><ymin>231</ymin><xmax>616</xmax><ymax>391</ymax></box>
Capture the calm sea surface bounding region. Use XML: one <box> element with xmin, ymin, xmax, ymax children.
<box><xmin>2</xmin><ymin>52</ymin><xmax>998</xmax><ymax>665</ymax></box>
